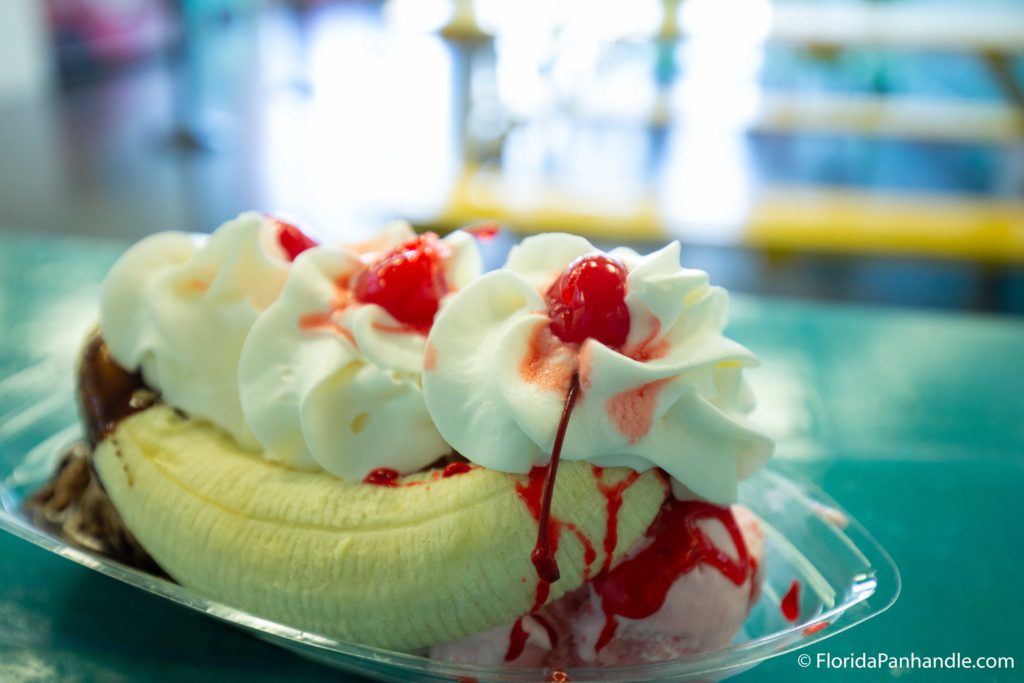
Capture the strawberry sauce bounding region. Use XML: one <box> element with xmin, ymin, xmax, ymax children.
<box><xmin>519</xmin><ymin>321</ymin><xmax>575</xmax><ymax>392</ymax></box>
<box><xmin>622</xmin><ymin>316</ymin><xmax>669</xmax><ymax>362</ymax></box>
<box><xmin>442</xmin><ymin>461</ymin><xmax>472</xmax><ymax>478</ymax></box>
<box><xmin>593</xmin><ymin>467</ymin><xmax>641</xmax><ymax>575</ymax></box>
<box><xmin>605</xmin><ymin>378</ymin><xmax>673</xmax><ymax>444</ymax></box>
<box><xmin>591</xmin><ymin>500</ymin><xmax>753</xmax><ymax>652</ymax></box>
<box><xmin>298</xmin><ymin>308</ymin><xmax>356</xmax><ymax>346</ymax></box>
<box><xmin>505</xmin><ymin>612</ymin><xmax>561</xmax><ymax>663</ymax></box>
<box><xmin>505</xmin><ymin>619</ymin><xmax>530</xmax><ymax>662</ymax></box>
<box><xmin>803</xmin><ymin>620</ymin><xmax>829</xmax><ymax>636</ymax></box>
<box><xmin>463</xmin><ymin>222</ymin><xmax>500</xmax><ymax>241</ymax></box>
<box><xmin>781</xmin><ymin>580</ymin><xmax>801</xmax><ymax>622</ymax></box>
<box><xmin>363</xmin><ymin>468</ymin><xmax>401</xmax><ymax>487</ymax></box>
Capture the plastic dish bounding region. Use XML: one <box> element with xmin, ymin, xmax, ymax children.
<box><xmin>0</xmin><ymin>361</ymin><xmax>899</xmax><ymax>682</ymax></box>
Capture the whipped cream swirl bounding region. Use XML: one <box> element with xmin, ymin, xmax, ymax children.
<box><xmin>99</xmin><ymin>212</ymin><xmax>295</xmax><ymax>448</ymax></box>
<box><xmin>239</xmin><ymin>224</ymin><xmax>481</xmax><ymax>479</ymax></box>
<box><xmin>422</xmin><ymin>234</ymin><xmax>773</xmax><ymax>504</ymax></box>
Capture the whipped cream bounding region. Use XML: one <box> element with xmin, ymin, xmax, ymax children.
<box><xmin>422</xmin><ymin>234</ymin><xmax>773</xmax><ymax>504</ymax></box>
<box><xmin>99</xmin><ymin>212</ymin><xmax>295</xmax><ymax>448</ymax></box>
<box><xmin>239</xmin><ymin>224</ymin><xmax>481</xmax><ymax>479</ymax></box>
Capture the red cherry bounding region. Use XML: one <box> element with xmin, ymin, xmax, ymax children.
<box><xmin>275</xmin><ymin>219</ymin><xmax>318</xmax><ymax>261</ymax></box>
<box><xmin>545</xmin><ymin>255</ymin><xmax>630</xmax><ymax>348</ymax></box>
<box><xmin>353</xmin><ymin>233</ymin><xmax>448</xmax><ymax>333</ymax></box>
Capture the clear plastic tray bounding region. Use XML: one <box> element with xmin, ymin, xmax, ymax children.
<box><xmin>0</xmin><ymin>360</ymin><xmax>899</xmax><ymax>682</ymax></box>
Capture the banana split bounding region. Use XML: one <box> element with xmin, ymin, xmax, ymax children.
<box><xmin>28</xmin><ymin>213</ymin><xmax>774</xmax><ymax>667</ymax></box>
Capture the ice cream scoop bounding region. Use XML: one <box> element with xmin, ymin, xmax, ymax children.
<box><xmin>430</xmin><ymin>501</ymin><xmax>764</xmax><ymax>666</ymax></box>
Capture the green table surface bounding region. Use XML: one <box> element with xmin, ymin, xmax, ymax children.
<box><xmin>1</xmin><ymin>229</ymin><xmax>1022</xmax><ymax>682</ymax></box>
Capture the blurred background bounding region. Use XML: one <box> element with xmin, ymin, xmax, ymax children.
<box><xmin>1</xmin><ymin>0</ymin><xmax>1022</xmax><ymax>313</ymax></box>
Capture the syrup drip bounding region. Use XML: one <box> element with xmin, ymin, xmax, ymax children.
<box><xmin>514</xmin><ymin>466</ymin><xmax>559</xmax><ymax>612</ymax></box>
<box><xmin>442</xmin><ymin>461</ymin><xmax>471</xmax><ymax>478</ymax></box>
<box><xmin>593</xmin><ymin>467</ymin><xmax>641</xmax><ymax>575</ymax></box>
<box><xmin>363</xmin><ymin>468</ymin><xmax>401</xmax><ymax>487</ymax></box>
<box><xmin>505</xmin><ymin>611</ymin><xmax>561</xmax><ymax>662</ymax></box>
<box><xmin>462</xmin><ymin>222</ymin><xmax>500</xmax><ymax>241</ymax></box>
<box><xmin>565</xmin><ymin>522</ymin><xmax>597</xmax><ymax>579</ymax></box>
<box><xmin>803</xmin><ymin>621</ymin><xmax>829</xmax><ymax>636</ymax></box>
<box><xmin>506</xmin><ymin>618</ymin><xmax>528</xmax><ymax>662</ymax></box>
<box><xmin>362</xmin><ymin>467</ymin><xmax>455</xmax><ymax>488</ymax></box>
<box><xmin>591</xmin><ymin>500</ymin><xmax>753</xmax><ymax>652</ymax></box>
<box><xmin>781</xmin><ymin>580</ymin><xmax>801</xmax><ymax>622</ymax></box>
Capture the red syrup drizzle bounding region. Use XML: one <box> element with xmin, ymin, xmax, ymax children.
<box><xmin>361</xmin><ymin>468</ymin><xmax>439</xmax><ymax>488</ymax></box>
<box><xmin>442</xmin><ymin>461</ymin><xmax>471</xmax><ymax>478</ymax></box>
<box><xmin>506</xmin><ymin>374</ymin><xmax>583</xmax><ymax>662</ymax></box>
<box><xmin>803</xmin><ymin>621</ymin><xmax>829</xmax><ymax>636</ymax></box>
<box><xmin>781</xmin><ymin>580</ymin><xmax>801</xmax><ymax>622</ymax></box>
<box><xmin>505</xmin><ymin>612</ymin><xmax>563</xmax><ymax>663</ymax></box>
<box><xmin>592</xmin><ymin>467</ymin><xmax>642</xmax><ymax>575</ymax></box>
<box><xmin>507</xmin><ymin>255</ymin><xmax>637</xmax><ymax>662</ymax></box>
<box><xmin>274</xmin><ymin>218</ymin><xmax>318</xmax><ymax>261</ymax></box>
<box><xmin>462</xmin><ymin>222</ymin><xmax>500</xmax><ymax>241</ymax></box>
<box><xmin>505</xmin><ymin>619</ymin><xmax>530</xmax><ymax>663</ymax></box>
<box><xmin>590</xmin><ymin>500</ymin><xmax>754</xmax><ymax>653</ymax></box>
<box><xmin>363</xmin><ymin>468</ymin><xmax>401</xmax><ymax>487</ymax></box>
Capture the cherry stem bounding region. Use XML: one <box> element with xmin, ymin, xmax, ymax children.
<box><xmin>532</xmin><ymin>370</ymin><xmax>581</xmax><ymax>584</ymax></box>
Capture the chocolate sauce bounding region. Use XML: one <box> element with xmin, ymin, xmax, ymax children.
<box><xmin>23</xmin><ymin>331</ymin><xmax>163</xmax><ymax>573</ymax></box>
<box><xmin>76</xmin><ymin>331</ymin><xmax>155</xmax><ymax>446</ymax></box>
<box><xmin>24</xmin><ymin>444</ymin><xmax>163</xmax><ymax>575</ymax></box>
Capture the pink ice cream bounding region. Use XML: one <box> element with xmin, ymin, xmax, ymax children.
<box><xmin>430</xmin><ymin>503</ymin><xmax>764</xmax><ymax>668</ymax></box>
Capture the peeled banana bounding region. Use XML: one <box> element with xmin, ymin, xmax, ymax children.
<box><xmin>93</xmin><ymin>405</ymin><xmax>668</xmax><ymax>651</ymax></box>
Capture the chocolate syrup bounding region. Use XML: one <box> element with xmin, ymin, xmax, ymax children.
<box><xmin>76</xmin><ymin>331</ymin><xmax>154</xmax><ymax>446</ymax></box>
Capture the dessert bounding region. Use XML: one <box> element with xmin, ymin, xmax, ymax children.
<box><xmin>28</xmin><ymin>213</ymin><xmax>775</xmax><ymax>668</ymax></box>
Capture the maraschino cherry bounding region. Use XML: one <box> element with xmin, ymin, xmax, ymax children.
<box><xmin>274</xmin><ymin>219</ymin><xmax>318</xmax><ymax>261</ymax></box>
<box><xmin>529</xmin><ymin>254</ymin><xmax>632</xmax><ymax>585</ymax></box>
<box><xmin>353</xmin><ymin>234</ymin><xmax>448</xmax><ymax>334</ymax></box>
<box><xmin>546</xmin><ymin>255</ymin><xmax>630</xmax><ymax>349</ymax></box>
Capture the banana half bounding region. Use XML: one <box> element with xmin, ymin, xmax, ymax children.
<box><xmin>94</xmin><ymin>405</ymin><xmax>668</xmax><ymax>651</ymax></box>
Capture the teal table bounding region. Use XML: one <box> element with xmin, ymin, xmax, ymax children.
<box><xmin>1</xmin><ymin>230</ymin><xmax>1021</xmax><ymax>682</ymax></box>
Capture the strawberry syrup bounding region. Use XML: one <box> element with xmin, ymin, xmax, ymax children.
<box><xmin>442</xmin><ymin>461</ymin><xmax>472</xmax><ymax>478</ymax></box>
<box><xmin>363</xmin><ymin>468</ymin><xmax>402</xmax><ymax>487</ymax></box>
<box><xmin>781</xmin><ymin>579</ymin><xmax>801</xmax><ymax>622</ymax></box>
<box><xmin>591</xmin><ymin>500</ymin><xmax>754</xmax><ymax>652</ymax></box>
<box><xmin>593</xmin><ymin>467</ymin><xmax>641</xmax><ymax>575</ymax></box>
<box><xmin>462</xmin><ymin>222</ymin><xmax>500</xmax><ymax>241</ymax></box>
